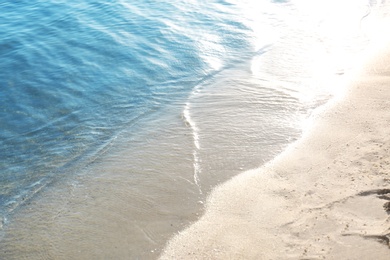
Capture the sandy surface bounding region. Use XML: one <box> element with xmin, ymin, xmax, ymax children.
<box><xmin>159</xmin><ymin>46</ymin><xmax>390</xmax><ymax>259</ymax></box>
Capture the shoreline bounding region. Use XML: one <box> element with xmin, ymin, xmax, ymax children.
<box><xmin>160</xmin><ymin>45</ymin><xmax>390</xmax><ymax>258</ymax></box>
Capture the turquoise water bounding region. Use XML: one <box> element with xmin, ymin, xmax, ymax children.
<box><xmin>0</xmin><ymin>0</ymin><xmax>386</xmax><ymax>258</ymax></box>
<box><xmin>1</xmin><ymin>0</ymin><xmax>254</xmax><ymax>212</ymax></box>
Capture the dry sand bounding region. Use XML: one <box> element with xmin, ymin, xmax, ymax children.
<box><xmin>159</xmin><ymin>46</ymin><xmax>390</xmax><ymax>259</ymax></box>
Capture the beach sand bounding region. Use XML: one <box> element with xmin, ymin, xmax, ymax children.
<box><xmin>159</xmin><ymin>46</ymin><xmax>390</xmax><ymax>259</ymax></box>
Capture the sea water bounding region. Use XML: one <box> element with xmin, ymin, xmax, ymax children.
<box><xmin>0</xmin><ymin>0</ymin><xmax>387</xmax><ymax>258</ymax></box>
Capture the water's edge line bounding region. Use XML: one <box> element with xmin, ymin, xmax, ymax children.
<box><xmin>159</xmin><ymin>7</ymin><xmax>390</xmax><ymax>254</ymax></box>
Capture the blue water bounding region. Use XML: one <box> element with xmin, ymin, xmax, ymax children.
<box><xmin>1</xmin><ymin>0</ymin><xmax>386</xmax><ymax>258</ymax></box>
<box><xmin>0</xmin><ymin>0</ymin><xmax>257</xmax><ymax>212</ymax></box>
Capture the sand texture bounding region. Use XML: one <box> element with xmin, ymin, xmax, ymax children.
<box><xmin>159</xmin><ymin>47</ymin><xmax>390</xmax><ymax>259</ymax></box>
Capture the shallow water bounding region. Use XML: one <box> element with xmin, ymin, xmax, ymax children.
<box><xmin>0</xmin><ymin>0</ymin><xmax>386</xmax><ymax>258</ymax></box>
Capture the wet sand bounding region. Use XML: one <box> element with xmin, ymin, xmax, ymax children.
<box><xmin>160</xmin><ymin>46</ymin><xmax>390</xmax><ymax>258</ymax></box>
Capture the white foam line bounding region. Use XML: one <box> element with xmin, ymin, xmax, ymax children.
<box><xmin>183</xmin><ymin>102</ymin><xmax>202</xmax><ymax>194</ymax></box>
<box><xmin>193</xmin><ymin>151</ymin><xmax>202</xmax><ymax>193</ymax></box>
<box><xmin>183</xmin><ymin>102</ymin><xmax>200</xmax><ymax>149</ymax></box>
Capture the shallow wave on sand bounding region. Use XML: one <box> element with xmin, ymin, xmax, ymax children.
<box><xmin>160</xmin><ymin>5</ymin><xmax>390</xmax><ymax>260</ymax></box>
